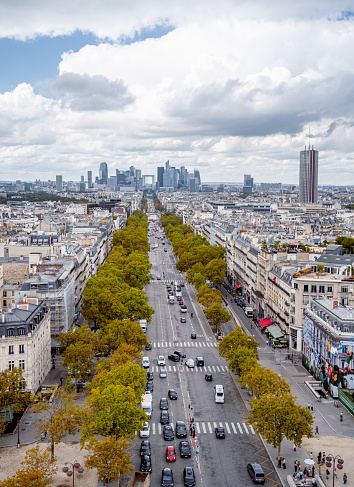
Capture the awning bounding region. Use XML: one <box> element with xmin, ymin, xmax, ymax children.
<box><xmin>259</xmin><ymin>318</ymin><xmax>271</xmax><ymax>329</ymax></box>
<box><xmin>234</xmin><ymin>283</ymin><xmax>240</xmax><ymax>288</ymax></box>
<box><xmin>266</xmin><ymin>325</ymin><xmax>284</xmax><ymax>339</ymax></box>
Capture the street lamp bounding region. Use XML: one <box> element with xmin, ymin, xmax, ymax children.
<box><xmin>62</xmin><ymin>461</ymin><xmax>84</xmax><ymax>487</ymax></box>
<box><xmin>325</xmin><ymin>454</ymin><xmax>344</xmax><ymax>487</ymax></box>
<box><xmin>17</xmin><ymin>419</ymin><xmax>21</xmax><ymax>448</ymax></box>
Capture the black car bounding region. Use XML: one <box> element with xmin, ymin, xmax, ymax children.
<box><xmin>160</xmin><ymin>410</ymin><xmax>170</xmax><ymax>425</ymax></box>
<box><xmin>145</xmin><ymin>381</ymin><xmax>153</xmax><ymax>392</ymax></box>
<box><xmin>215</xmin><ymin>426</ymin><xmax>226</xmax><ymax>439</ymax></box>
<box><xmin>160</xmin><ymin>397</ymin><xmax>169</xmax><ymax>410</ymax></box>
<box><xmin>140</xmin><ymin>454</ymin><xmax>152</xmax><ymax>473</ymax></box>
<box><xmin>191</xmin><ymin>333</ymin><xmax>197</xmax><ymax>339</ymax></box>
<box><xmin>146</xmin><ymin>371</ymin><xmax>154</xmax><ymax>381</ymax></box>
<box><xmin>161</xmin><ymin>467</ymin><xmax>174</xmax><ymax>487</ymax></box>
<box><xmin>145</xmin><ymin>343</ymin><xmax>152</xmax><ymax>350</ymax></box>
<box><xmin>205</xmin><ymin>373</ymin><xmax>213</xmax><ymax>381</ymax></box>
<box><xmin>180</xmin><ymin>317</ymin><xmax>186</xmax><ymax>323</ymax></box>
<box><xmin>163</xmin><ymin>425</ymin><xmax>175</xmax><ymax>441</ymax></box>
<box><xmin>174</xmin><ymin>351</ymin><xmax>186</xmax><ymax>358</ymax></box>
<box><xmin>183</xmin><ymin>467</ymin><xmax>196</xmax><ymax>487</ymax></box>
<box><xmin>196</xmin><ymin>357</ymin><xmax>204</xmax><ymax>367</ymax></box>
<box><xmin>179</xmin><ymin>441</ymin><xmax>191</xmax><ymax>458</ymax></box>
<box><xmin>140</xmin><ymin>440</ymin><xmax>151</xmax><ymax>456</ymax></box>
<box><xmin>247</xmin><ymin>463</ymin><xmax>265</xmax><ymax>484</ymax></box>
<box><xmin>168</xmin><ymin>389</ymin><xmax>178</xmax><ymax>400</ymax></box>
<box><xmin>168</xmin><ymin>354</ymin><xmax>180</xmax><ymax>362</ymax></box>
<box><xmin>175</xmin><ymin>421</ymin><xmax>187</xmax><ymax>438</ymax></box>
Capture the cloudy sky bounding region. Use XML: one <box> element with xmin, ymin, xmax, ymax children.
<box><xmin>1</xmin><ymin>1</ymin><xmax>354</xmax><ymax>185</ymax></box>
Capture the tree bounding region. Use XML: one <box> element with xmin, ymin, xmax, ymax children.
<box><xmin>57</xmin><ymin>324</ymin><xmax>99</xmax><ymax>353</ymax></box>
<box><xmin>62</xmin><ymin>342</ymin><xmax>95</xmax><ymax>386</ymax></box>
<box><xmin>219</xmin><ymin>327</ymin><xmax>259</xmax><ymax>359</ymax></box>
<box><xmin>239</xmin><ymin>365</ymin><xmax>291</xmax><ymax>397</ymax></box>
<box><xmin>248</xmin><ymin>393</ymin><xmax>313</xmax><ymax>458</ymax></box>
<box><xmin>123</xmin><ymin>251</ymin><xmax>152</xmax><ymax>289</ymax></box>
<box><xmin>225</xmin><ymin>346</ymin><xmax>258</xmax><ymax>375</ymax></box>
<box><xmin>99</xmin><ymin>318</ymin><xmax>149</xmax><ymax>354</ymax></box>
<box><xmin>316</xmin><ymin>264</ymin><xmax>325</xmax><ymax>272</ymax></box>
<box><xmin>204</xmin><ymin>303</ymin><xmax>231</xmax><ymax>331</ymax></box>
<box><xmin>33</xmin><ymin>388</ymin><xmax>81</xmax><ymax>460</ymax></box>
<box><xmin>0</xmin><ymin>368</ymin><xmax>31</xmax><ymax>436</ymax></box>
<box><xmin>0</xmin><ymin>445</ymin><xmax>57</xmax><ymax>487</ymax></box>
<box><xmin>99</xmin><ymin>344</ymin><xmax>143</xmax><ymax>368</ymax></box>
<box><xmin>196</xmin><ymin>285</ymin><xmax>222</xmax><ymax>307</ymax></box>
<box><xmin>204</xmin><ymin>258</ymin><xmax>226</xmax><ymax>285</ymax></box>
<box><xmin>85</xmin><ymin>436</ymin><xmax>133</xmax><ymax>486</ymax></box>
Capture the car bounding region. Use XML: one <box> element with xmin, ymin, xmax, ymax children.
<box><xmin>145</xmin><ymin>381</ymin><xmax>153</xmax><ymax>393</ymax></box>
<box><xmin>174</xmin><ymin>351</ymin><xmax>186</xmax><ymax>358</ymax></box>
<box><xmin>140</xmin><ymin>454</ymin><xmax>152</xmax><ymax>473</ymax></box>
<box><xmin>158</xmin><ymin>356</ymin><xmax>166</xmax><ymax>366</ymax></box>
<box><xmin>217</xmin><ymin>332</ymin><xmax>223</xmax><ymax>341</ymax></box>
<box><xmin>140</xmin><ymin>422</ymin><xmax>150</xmax><ymax>438</ymax></box>
<box><xmin>142</xmin><ymin>357</ymin><xmax>150</xmax><ymax>368</ymax></box>
<box><xmin>191</xmin><ymin>333</ymin><xmax>197</xmax><ymax>339</ymax></box>
<box><xmin>180</xmin><ymin>317</ymin><xmax>186</xmax><ymax>323</ymax></box>
<box><xmin>164</xmin><ymin>249</ymin><xmax>167</xmax><ymax>252</ymax></box>
<box><xmin>175</xmin><ymin>421</ymin><xmax>187</xmax><ymax>438</ymax></box>
<box><xmin>163</xmin><ymin>425</ymin><xmax>175</xmax><ymax>441</ymax></box>
<box><xmin>160</xmin><ymin>410</ymin><xmax>170</xmax><ymax>425</ymax></box>
<box><xmin>145</xmin><ymin>343</ymin><xmax>152</xmax><ymax>350</ymax></box>
<box><xmin>179</xmin><ymin>300</ymin><xmax>184</xmax><ymax>305</ymax></box>
<box><xmin>140</xmin><ymin>440</ymin><xmax>151</xmax><ymax>456</ymax></box>
<box><xmin>168</xmin><ymin>291</ymin><xmax>174</xmax><ymax>296</ymax></box>
<box><xmin>161</xmin><ymin>467</ymin><xmax>174</xmax><ymax>487</ymax></box>
<box><xmin>196</xmin><ymin>357</ymin><xmax>204</xmax><ymax>367</ymax></box>
<box><xmin>176</xmin><ymin>296</ymin><xmax>182</xmax><ymax>302</ymax></box>
<box><xmin>247</xmin><ymin>463</ymin><xmax>265</xmax><ymax>484</ymax></box>
<box><xmin>180</xmin><ymin>282</ymin><xmax>185</xmax><ymax>287</ymax></box>
<box><xmin>183</xmin><ymin>467</ymin><xmax>196</xmax><ymax>487</ymax></box>
<box><xmin>215</xmin><ymin>426</ymin><xmax>226</xmax><ymax>439</ymax></box>
<box><xmin>205</xmin><ymin>373</ymin><xmax>213</xmax><ymax>381</ymax></box>
<box><xmin>168</xmin><ymin>389</ymin><xmax>178</xmax><ymax>400</ymax></box>
<box><xmin>168</xmin><ymin>354</ymin><xmax>180</xmax><ymax>362</ymax></box>
<box><xmin>160</xmin><ymin>368</ymin><xmax>167</xmax><ymax>378</ymax></box>
<box><xmin>157</xmin><ymin>274</ymin><xmax>161</xmax><ymax>280</ymax></box>
<box><xmin>160</xmin><ymin>397</ymin><xmax>169</xmax><ymax>410</ymax></box>
<box><xmin>71</xmin><ymin>378</ymin><xmax>86</xmax><ymax>388</ymax></box>
<box><xmin>180</xmin><ymin>305</ymin><xmax>187</xmax><ymax>313</ymax></box>
<box><xmin>179</xmin><ymin>441</ymin><xmax>191</xmax><ymax>458</ymax></box>
<box><xmin>165</xmin><ymin>445</ymin><xmax>176</xmax><ymax>462</ymax></box>
<box><xmin>185</xmin><ymin>359</ymin><xmax>195</xmax><ymax>368</ymax></box>
<box><xmin>146</xmin><ymin>371</ymin><xmax>154</xmax><ymax>381</ymax></box>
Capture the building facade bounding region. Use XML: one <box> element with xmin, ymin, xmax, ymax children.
<box><xmin>299</xmin><ymin>145</ymin><xmax>318</xmax><ymax>204</ymax></box>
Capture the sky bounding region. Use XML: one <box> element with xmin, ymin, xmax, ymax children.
<box><xmin>1</xmin><ymin>1</ymin><xmax>354</xmax><ymax>185</ymax></box>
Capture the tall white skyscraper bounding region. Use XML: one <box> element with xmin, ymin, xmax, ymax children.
<box><xmin>299</xmin><ymin>145</ymin><xmax>318</xmax><ymax>204</ymax></box>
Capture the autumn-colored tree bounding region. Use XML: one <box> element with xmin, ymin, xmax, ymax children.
<box><xmin>57</xmin><ymin>324</ymin><xmax>99</xmax><ymax>353</ymax></box>
<box><xmin>0</xmin><ymin>445</ymin><xmax>57</xmax><ymax>487</ymax></box>
<box><xmin>204</xmin><ymin>303</ymin><xmax>231</xmax><ymax>331</ymax></box>
<box><xmin>62</xmin><ymin>342</ymin><xmax>95</xmax><ymax>385</ymax></box>
<box><xmin>204</xmin><ymin>258</ymin><xmax>226</xmax><ymax>284</ymax></box>
<box><xmin>85</xmin><ymin>436</ymin><xmax>133</xmax><ymax>486</ymax></box>
<box><xmin>99</xmin><ymin>318</ymin><xmax>149</xmax><ymax>353</ymax></box>
<box><xmin>99</xmin><ymin>344</ymin><xmax>143</xmax><ymax>369</ymax></box>
<box><xmin>123</xmin><ymin>251</ymin><xmax>151</xmax><ymax>289</ymax></box>
<box><xmin>225</xmin><ymin>346</ymin><xmax>258</xmax><ymax>375</ymax></box>
<box><xmin>248</xmin><ymin>393</ymin><xmax>313</xmax><ymax>458</ymax></box>
<box><xmin>239</xmin><ymin>365</ymin><xmax>291</xmax><ymax>397</ymax></box>
<box><xmin>219</xmin><ymin>326</ymin><xmax>259</xmax><ymax>359</ymax></box>
<box><xmin>33</xmin><ymin>388</ymin><xmax>81</xmax><ymax>460</ymax></box>
<box><xmin>0</xmin><ymin>368</ymin><xmax>31</xmax><ymax>436</ymax></box>
<box><xmin>196</xmin><ymin>285</ymin><xmax>222</xmax><ymax>307</ymax></box>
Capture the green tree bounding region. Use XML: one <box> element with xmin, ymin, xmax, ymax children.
<box><xmin>219</xmin><ymin>327</ymin><xmax>259</xmax><ymax>359</ymax></box>
<box><xmin>0</xmin><ymin>368</ymin><xmax>31</xmax><ymax>436</ymax></box>
<box><xmin>57</xmin><ymin>324</ymin><xmax>99</xmax><ymax>353</ymax></box>
<box><xmin>248</xmin><ymin>393</ymin><xmax>313</xmax><ymax>458</ymax></box>
<box><xmin>196</xmin><ymin>285</ymin><xmax>222</xmax><ymax>307</ymax></box>
<box><xmin>62</xmin><ymin>342</ymin><xmax>95</xmax><ymax>387</ymax></box>
<box><xmin>316</xmin><ymin>264</ymin><xmax>325</xmax><ymax>272</ymax></box>
<box><xmin>225</xmin><ymin>346</ymin><xmax>258</xmax><ymax>375</ymax></box>
<box><xmin>204</xmin><ymin>303</ymin><xmax>231</xmax><ymax>331</ymax></box>
<box><xmin>123</xmin><ymin>251</ymin><xmax>151</xmax><ymax>289</ymax></box>
<box><xmin>239</xmin><ymin>365</ymin><xmax>291</xmax><ymax>397</ymax></box>
<box><xmin>204</xmin><ymin>258</ymin><xmax>226</xmax><ymax>285</ymax></box>
<box><xmin>99</xmin><ymin>318</ymin><xmax>148</xmax><ymax>354</ymax></box>
<box><xmin>0</xmin><ymin>445</ymin><xmax>57</xmax><ymax>487</ymax></box>
<box><xmin>33</xmin><ymin>388</ymin><xmax>81</xmax><ymax>460</ymax></box>
<box><xmin>85</xmin><ymin>436</ymin><xmax>133</xmax><ymax>486</ymax></box>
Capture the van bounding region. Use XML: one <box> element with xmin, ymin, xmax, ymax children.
<box><xmin>142</xmin><ymin>357</ymin><xmax>150</xmax><ymax>368</ymax></box>
<box><xmin>214</xmin><ymin>385</ymin><xmax>224</xmax><ymax>403</ymax></box>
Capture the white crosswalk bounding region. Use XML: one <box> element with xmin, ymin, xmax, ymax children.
<box><xmin>137</xmin><ymin>421</ymin><xmax>255</xmax><ymax>435</ymax></box>
<box><xmin>153</xmin><ymin>341</ymin><xmax>218</xmax><ymax>348</ymax></box>
<box><xmin>149</xmin><ymin>365</ymin><xmax>228</xmax><ymax>373</ymax></box>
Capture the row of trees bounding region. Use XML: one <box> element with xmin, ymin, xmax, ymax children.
<box><xmin>219</xmin><ymin>327</ymin><xmax>313</xmax><ymax>457</ymax></box>
<box><xmin>0</xmin><ymin>210</ymin><xmax>153</xmax><ymax>486</ymax></box>
<box><xmin>196</xmin><ymin>285</ymin><xmax>231</xmax><ymax>331</ymax></box>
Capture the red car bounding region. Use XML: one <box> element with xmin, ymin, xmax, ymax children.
<box><xmin>166</xmin><ymin>446</ymin><xmax>176</xmax><ymax>462</ymax></box>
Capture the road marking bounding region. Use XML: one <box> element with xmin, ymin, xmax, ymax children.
<box><xmin>231</xmin><ymin>422</ymin><xmax>237</xmax><ymax>434</ymax></box>
<box><xmin>158</xmin><ymin>424</ymin><xmax>161</xmax><ymax>434</ymax></box>
<box><xmin>152</xmin><ymin>423</ymin><xmax>156</xmax><ymax>435</ymax></box>
<box><xmin>207</xmin><ymin>422</ymin><xmax>212</xmax><ymax>433</ymax></box>
<box><xmin>196</xmin><ymin>423</ymin><xmax>201</xmax><ymax>434</ymax></box>
<box><xmin>213</xmin><ymin>422</ymin><xmax>218</xmax><ymax>429</ymax></box>
<box><xmin>243</xmin><ymin>423</ymin><xmax>249</xmax><ymax>434</ymax></box>
<box><xmin>216</xmin><ymin>366</ymin><xmax>220</xmax><ymax>372</ymax></box>
<box><xmin>237</xmin><ymin>423</ymin><xmax>243</xmax><ymax>434</ymax></box>
<box><xmin>225</xmin><ymin>422</ymin><xmax>231</xmax><ymax>434</ymax></box>
<box><xmin>249</xmin><ymin>425</ymin><xmax>255</xmax><ymax>434</ymax></box>
<box><xmin>212</xmin><ymin>366</ymin><xmax>216</xmax><ymax>372</ymax></box>
<box><xmin>202</xmin><ymin>422</ymin><xmax>207</xmax><ymax>433</ymax></box>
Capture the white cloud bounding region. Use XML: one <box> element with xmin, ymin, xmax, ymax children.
<box><xmin>1</xmin><ymin>1</ymin><xmax>354</xmax><ymax>183</ymax></box>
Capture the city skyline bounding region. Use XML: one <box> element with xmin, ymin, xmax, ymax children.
<box><xmin>0</xmin><ymin>1</ymin><xmax>354</xmax><ymax>184</ymax></box>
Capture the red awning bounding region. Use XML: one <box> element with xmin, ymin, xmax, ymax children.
<box><xmin>259</xmin><ymin>318</ymin><xmax>271</xmax><ymax>329</ymax></box>
<box><xmin>234</xmin><ymin>283</ymin><xmax>240</xmax><ymax>288</ymax></box>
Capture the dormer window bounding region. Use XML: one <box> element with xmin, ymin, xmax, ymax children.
<box><xmin>18</xmin><ymin>328</ymin><xmax>25</xmax><ymax>335</ymax></box>
<box><xmin>7</xmin><ymin>328</ymin><xmax>14</xmax><ymax>337</ymax></box>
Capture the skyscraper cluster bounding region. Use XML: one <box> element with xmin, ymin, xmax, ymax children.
<box><xmin>157</xmin><ymin>161</ymin><xmax>201</xmax><ymax>191</ymax></box>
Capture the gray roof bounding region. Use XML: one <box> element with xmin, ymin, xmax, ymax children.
<box><xmin>317</xmin><ymin>254</ymin><xmax>354</xmax><ymax>266</ymax></box>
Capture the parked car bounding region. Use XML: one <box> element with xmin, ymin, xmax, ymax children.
<box><xmin>145</xmin><ymin>343</ymin><xmax>152</xmax><ymax>350</ymax></box>
<box><xmin>247</xmin><ymin>463</ymin><xmax>265</xmax><ymax>484</ymax></box>
<box><xmin>183</xmin><ymin>467</ymin><xmax>196</xmax><ymax>487</ymax></box>
<box><xmin>146</xmin><ymin>371</ymin><xmax>154</xmax><ymax>380</ymax></box>
<box><xmin>168</xmin><ymin>389</ymin><xmax>178</xmax><ymax>400</ymax></box>
<box><xmin>139</xmin><ymin>422</ymin><xmax>150</xmax><ymax>438</ymax></box>
<box><xmin>140</xmin><ymin>440</ymin><xmax>151</xmax><ymax>456</ymax></box>
<box><xmin>145</xmin><ymin>381</ymin><xmax>153</xmax><ymax>393</ymax></box>
<box><xmin>179</xmin><ymin>440</ymin><xmax>191</xmax><ymax>458</ymax></box>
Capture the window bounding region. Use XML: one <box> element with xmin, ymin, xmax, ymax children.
<box><xmin>341</xmin><ymin>297</ymin><xmax>348</xmax><ymax>306</ymax></box>
<box><xmin>9</xmin><ymin>361</ymin><xmax>15</xmax><ymax>371</ymax></box>
<box><xmin>19</xmin><ymin>360</ymin><xmax>25</xmax><ymax>370</ymax></box>
<box><xmin>7</xmin><ymin>329</ymin><xmax>14</xmax><ymax>337</ymax></box>
<box><xmin>3</xmin><ymin>300</ymin><xmax>7</xmax><ymax>307</ymax></box>
<box><xmin>294</xmin><ymin>283</ymin><xmax>298</xmax><ymax>289</ymax></box>
<box><xmin>9</xmin><ymin>345</ymin><xmax>14</xmax><ymax>355</ymax></box>
<box><xmin>319</xmin><ymin>285</ymin><xmax>325</xmax><ymax>293</ymax></box>
<box><xmin>303</xmin><ymin>295</ymin><xmax>309</xmax><ymax>305</ymax></box>
<box><xmin>303</xmin><ymin>285</ymin><xmax>308</xmax><ymax>292</ymax></box>
<box><xmin>3</xmin><ymin>291</ymin><xmax>7</xmax><ymax>297</ymax></box>
<box><xmin>311</xmin><ymin>285</ymin><xmax>317</xmax><ymax>293</ymax></box>
<box><xmin>327</xmin><ymin>286</ymin><xmax>333</xmax><ymax>294</ymax></box>
<box><xmin>341</xmin><ymin>286</ymin><xmax>349</xmax><ymax>293</ymax></box>
<box><xmin>19</xmin><ymin>344</ymin><xmax>25</xmax><ymax>354</ymax></box>
<box><xmin>18</xmin><ymin>328</ymin><xmax>25</xmax><ymax>335</ymax></box>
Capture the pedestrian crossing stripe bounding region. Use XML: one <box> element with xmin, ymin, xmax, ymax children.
<box><xmin>137</xmin><ymin>421</ymin><xmax>255</xmax><ymax>435</ymax></box>
<box><xmin>153</xmin><ymin>341</ymin><xmax>218</xmax><ymax>348</ymax></box>
<box><xmin>149</xmin><ymin>365</ymin><xmax>228</xmax><ymax>373</ymax></box>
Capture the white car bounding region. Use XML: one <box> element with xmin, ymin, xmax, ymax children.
<box><xmin>185</xmin><ymin>359</ymin><xmax>195</xmax><ymax>368</ymax></box>
<box><xmin>139</xmin><ymin>422</ymin><xmax>150</xmax><ymax>438</ymax></box>
<box><xmin>158</xmin><ymin>356</ymin><xmax>166</xmax><ymax>366</ymax></box>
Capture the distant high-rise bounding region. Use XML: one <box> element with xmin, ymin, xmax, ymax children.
<box><xmin>299</xmin><ymin>145</ymin><xmax>318</xmax><ymax>204</ymax></box>
<box><xmin>157</xmin><ymin>167</ymin><xmax>164</xmax><ymax>188</ymax></box>
<box><xmin>99</xmin><ymin>162</ymin><xmax>108</xmax><ymax>185</ymax></box>
<box><xmin>87</xmin><ymin>171</ymin><xmax>92</xmax><ymax>188</ymax></box>
<box><xmin>80</xmin><ymin>175</ymin><xmax>84</xmax><ymax>183</ymax></box>
<box><xmin>56</xmin><ymin>175</ymin><xmax>63</xmax><ymax>192</ymax></box>
<box><xmin>243</xmin><ymin>174</ymin><xmax>253</xmax><ymax>193</ymax></box>
<box><xmin>194</xmin><ymin>169</ymin><xmax>201</xmax><ymax>189</ymax></box>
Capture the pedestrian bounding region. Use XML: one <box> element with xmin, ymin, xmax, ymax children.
<box><xmin>317</xmin><ymin>451</ymin><xmax>321</xmax><ymax>464</ymax></box>
<box><xmin>293</xmin><ymin>442</ymin><xmax>297</xmax><ymax>452</ymax></box>
<box><xmin>325</xmin><ymin>469</ymin><xmax>330</xmax><ymax>480</ymax></box>
<box><xmin>334</xmin><ymin>468</ymin><xmax>338</xmax><ymax>479</ymax></box>
<box><xmin>340</xmin><ymin>412</ymin><xmax>343</xmax><ymax>422</ymax></box>
<box><xmin>294</xmin><ymin>460</ymin><xmax>298</xmax><ymax>473</ymax></box>
<box><xmin>310</xmin><ymin>452</ymin><xmax>313</xmax><ymax>460</ymax></box>
<box><xmin>343</xmin><ymin>473</ymin><xmax>348</xmax><ymax>484</ymax></box>
<box><xmin>44</xmin><ymin>430</ymin><xmax>47</xmax><ymax>438</ymax></box>
<box><xmin>192</xmin><ymin>429</ymin><xmax>195</xmax><ymax>438</ymax></box>
<box><xmin>322</xmin><ymin>452</ymin><xmax>326</xmax><ymax>464</ymax></box>
<box><xmin>298</xmin><ymin>462</ymin><xmax>301</xmax><ymax>472</ymax></box>
<box><xmin>282</xmin><ymin>458</ymin><xmax>286</xmax><ymax>469</ymax></box>
<box><xmin>311</xmin><ymin>403</ymin><xmax>314</xmax><ymax>412</ymax></box>
<box><xmin>278</xmin><ymin>458</ymin><xmax>282</xmax><ymax>468</ymax></box>
<box><xmin>315</xmin><ymin>426</ymin><xmax>319</xmax><ymax>435</ymax></box>
<box><xmin>311</xmin><ymin>476</ymin><xmax>317</xmax><ymax>486</ymax></box>
<box><xmin>189</xmin><ymin>424</ymin><xmax>192</xmax><ymax>436</ymax></box>
<box><xmin>60</xmin><ymin>376</ymin><xmax>63</xmax><ymax>386</ymax></box>
<box><xmin>307</xmin><ymin>402</ymin><xmax>311</xmax><ymax>410</ymax></box>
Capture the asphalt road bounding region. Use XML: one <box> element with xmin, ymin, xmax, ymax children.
<box><xmin>130</xmin><ymin>217</ymin><xmax>279</xmax><ymax>487</ymax></box>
